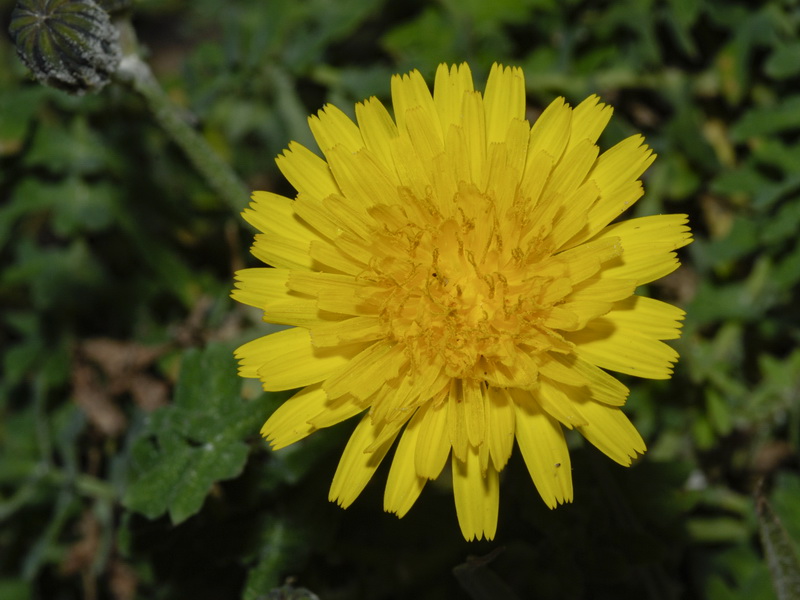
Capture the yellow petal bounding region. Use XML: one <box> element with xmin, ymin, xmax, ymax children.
<box><xmin>405</xmin><ymin>105</ymin><xmax>445</xmax><ymax>169</ymax></box>
<box><xmin>547</xmin><ymin>180</ymin><xmax>600</xmax><ymax>251</ymax></box>
<box><xmin>306</xmin><ymin>394</ymin><xmax>368</xmax><ymax>429</ymax></box>
<box><xmin>234</xmin><ymin>328</ymin><xmax>363</xmax><ymax>390</ymax></box>
<box><xmin>308</xmin><ymin>240</ymin><xmax>366</xmax><ymax>275</ymax></box>
<box><xmin>537</xmin><ymin>236</ymin><xmax>621</xmax><ymax>284</ymax></box>
<box><xmin>261</xmin><ymin>297</ymin><xmax>324</xmax><ymax>327</ymax></box>
<box><xmin>261</xmin><ymin>383</ymin><xmax>327</xmax><ymax>449</ymax></box>
<box><xmin>326</xmin><ymin>147</ymin><xmax>399</xmax><ymax>213</ymax></box>
<box><xmin>374</xmin><ymin>364</ymin><xmax>449</xmax><ymax>425</ymax></box>
<box><xmin>441</xmin><ymin>123</ymin><xmax>473</xmax><ymax>196</ymax></box>
<box><xmin>462</xmin><ymin>90</ymin><xmax>487</xmax><ymax>188</ymax></box>
<box><xmin>242</xmin><ymin>191</ymin><xmax>292</xmax><ymax>233</ymax></box>
<box><xmin>231</xmin><ymin>268</ymin><xmax>291</xmax><ymax>310</ymax></box>
<box><xmin>391</xmin><ymin>69</ymin><xmax>441</xmax><ymax>140</ymax></box>
<box><xmin>415</xmin><ymin>399</ymin><xmax>451</xmax><ymax>479</ymax></box>
<box><xmin>499</xmin><ymin>117</ymin><xmax>531</xmax><ymax>195</ymax></box>
<box><xmin>322</xmin><ymin>342</ymin><xmax>403</xmax><ymax>401</ymax></box>
<box><xmin>538</xmin><ymin>355</ymin><xmax>590</xmax><ymax>388</ymax></box>
<box><xmin>580</xmin><ymin>136</ymin><xmax>656</xmax><ymax>239</ymax></box>
<box><xmin>575</xmin><ymin>401</ymin><xmax>646</xmax><ymax>466</ymax></box>
<box><xmin>566</xmin><ymin>318</ymin><xmax>679</xmax><ymax>379</ymax></box>
<box><xmin>384</xmin><ymin>409</ymin><xmax>427</xmax><ymax>517</ymax></box>
<box><xmin>291</xmin><ymin>192</ymin><xmax>342</xmax><ymax>241</ymax></box>
<box><xmin>591</xmin><ymin>135</ymin><xmax>654</xmax><ymax>192</ymax></box>
<box><xmin>308</xmin><ymin>103</ymin><xmax>364</xmax><ymax>154</ymax></box>
<box><xmin>525</xmin><ymin>381</ymin><xmax>588</xmax><ymax>429</ymax></box>
<box><xmin>447</xmin><ymin>380</ymin><xmax>469</xmax><ymax>461</ymax></box>
<box><xmin>567</xmin><ymin>94</ymin><xmax>613</xmax><ymax>151</ymax></box>
<box><xmin>462</xmin><ymin>378</ymin><xmax>487</xmax><ymax>448</ymax></box>
<box><xmin>329</xmin><ymin>413</ymin><xmax>401</xmax><ymax>508</ymax></box>
<box><xmin>310</xmin><ymin>316</ymin><xmax>385</xmax><ymax>348</ymax></box>
<box><xmin>433</xmin><ymin>62</ymin><xmax>474</xmax><ymax>135</ymax></box>
<box><xmin>565</xmin><ymin>277</ymin><xmax>637</xmax><ymax>304</ymax></box>
<box><xmin>556</xmin><ymin>299</ymin><xmax>613</xmax><ymax>330</ymax></box>
<box><xmin>527</xmin><ymin>96</ymin><xmax>571</xmax><ymax>162</ymax></box>
<box><xmin>275</xmin><ymin>141</ymin><xmax>339</xmax><ymax>200</ymax></box>
<box><xmin>452</xmin><ymin>446</ymin><xmax>499</xmax><ymax>541</ymax></box>
<box><xmin>519</xmin><ymin>149</ymin><xmax>555</xmax><ymax>209</ymax></box>
<box><xmin>245</xmin><ymin>192</ymin><xmax>321</xmax><ymax>270</ymax></box>
<box><xmin>549</xmin><ymin>353</ymin><xmax>630</xmax><ymax>406</ymax></box>
<box><xmin>543</xmin><ymin>139</ymin><xmax>599</xmax><ymax>199</ymax></box>
<box><xmin>484</xmin><ymin>63</ymin><xmax>525</xmax><ymax>145</ymax></box>
<box><xmin>606</xmin><ymin>295</ymin><xmax>686</xmax><ymax>340</ymax></box>
<box><xmin>355</xmin><ymin>96</ymin><xmax>398</xmax><ymax>174</ymax></box>
<box><xmin>486</xmin><ymin>386</ymin><xmax>515</xmax><ymax>471</ymax></box>
<box><xmin>251</xmin><ymin>233</ymin><xmax>312</xmax><ymax>272</ymax></box>
<box><xmin>595</xmin><ymin>214</ymin><xmax>693</xmax><ymax>285</ymax></box>
<box><xmin>513</xmin><ymin>394</ymin><xmax>573</xmax><ymax>508</ymax></box>
<box><xmin>287</xmin><ymin>271</ymin><xmax>374</xmax><ymax>318</ymax></box>
<box><xmin>600</xmin><ymin>213</ymin><xmax>692</xmax><ymax>248</ymax></box>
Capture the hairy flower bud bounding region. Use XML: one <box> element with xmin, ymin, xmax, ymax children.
<box><xmin>8</xmin><ymin>0</ymin><xmax>122</xmax><ymax>94</ymax></box>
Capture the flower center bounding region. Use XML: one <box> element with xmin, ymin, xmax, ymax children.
<box><xmin>369</xmin><ymin>183</ymin><xmax>572</xmax><ymax>382</ymax></box>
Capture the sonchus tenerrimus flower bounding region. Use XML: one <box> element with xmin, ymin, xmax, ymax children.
<box><xmin>233</xmin><ymin>63</ymin><xmax>692</xmax><ymax>541</ymax></box>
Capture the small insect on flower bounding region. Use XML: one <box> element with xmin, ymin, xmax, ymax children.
<box><xmin>232</xmin><ymin>63</ymin><xmax>692</xmax><ymax>541</ymax></box>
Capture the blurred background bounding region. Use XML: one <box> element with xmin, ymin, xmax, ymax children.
<box><xmin>1</xmin><ymin>0</ymin><xmax>799</xmax><ymax>599</ymax></box>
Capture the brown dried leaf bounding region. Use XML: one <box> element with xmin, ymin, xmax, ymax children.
<box><xmin>129</xmin><ymin>374</ymin><xmax>169</xmax><ymax>412</ymax></box>
<box><xmin>72</xmin><ymin>363</ymin><xmax>127</xmax><ymax>437</ymax></box>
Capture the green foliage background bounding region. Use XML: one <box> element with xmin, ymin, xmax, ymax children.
<box><xmin>2</xmin><ymin>0</ymin><xmax>800</xmax><ymax>598</ymax></box>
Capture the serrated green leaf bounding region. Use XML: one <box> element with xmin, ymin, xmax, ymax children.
<box><xmin>123</xmin><ymin>343</ymin><xmax>275</xmax><ymax>524</ymax></box>
<box><xmin>23</xmin><ymin>116</ymin><xmax>122</xmax><ymax>175</ymax></box>
<box><xmin>124</xmin><ymin>438</ymin><xmax>250</xmax><ymax>523</ymax></box>
<box><xmin>174</xmin><ymin>344</ymin><xmax>242</xmax><ymax>412</ymax></box>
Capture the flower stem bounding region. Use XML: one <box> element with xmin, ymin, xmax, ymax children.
<box><xmin>113</xmin><ymin>19</ymin><xmax>249</xmax><ymax>213</ymax></box>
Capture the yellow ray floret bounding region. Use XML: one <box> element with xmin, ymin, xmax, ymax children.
<box><xmin>232</xmin><ymin>62</ymin><xmax>692</xmax><ymax>542</ymax></box>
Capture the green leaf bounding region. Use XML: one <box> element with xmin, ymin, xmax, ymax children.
<box><xmin>765</xmin><ymin>42</ymin><xmax>800</xmax><ymax>79</ymax></box>
<box><xmin>7</xmin><ymin>176</ymin><xmax>119</xmax><ymax>237</ymax></box>
<box><xmin>123</xmin><ymin>343</ymin><xmax>274</xmax><ymax>524</ymax></box>
<box><xmin>757</xmin><ymin>486</ymin><xmax>800</xmax><ymax>600</ymax></box>
<box><xmin>124</xmin><ymin>437</ymin><xmax>249</xmax><ymax>523</ymax></box>
<box><xmin>731</xmin><ymin>96</ymin><xmax>800</xmax><ymax>141</ymax></box>
<box><xmin>382</xmin><ymin>8</ymin><xmax>461</xmax><ymax>70</ymax></box>
<box><xmin>23</xmin><ymin>116</ymin><xmax>122</xmax><ymax>175</ymax></box>
<box><xmin>706</xmin><ymin>389</ymin><xmax>732</xmax><ymax>436</ymax></box>
<box><xmin>3</xmin><ymin>239</ymin><xmax>105</xmax><ymax>311</ymax></box>
<box><xmin>0</xmin><ymin>579</ymin><xmax>32</xmax><ymax>600</ymax></box>
<box><xmin>687</xmin><ymin>516</ymin><xmax>750</xmax><ymax>544</ymax></box>
<box><xmin>0</xmin><ymin>88</ymin><xmax>44</xmax><ymax>156</ymax></box>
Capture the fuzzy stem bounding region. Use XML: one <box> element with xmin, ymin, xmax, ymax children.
<box><xmin>113</xmin><ymin>20</ymin><xmax>249</xmax><ymax>213</ymax></box>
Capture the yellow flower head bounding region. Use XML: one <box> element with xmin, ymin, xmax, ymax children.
<box><xmin>232</xmin><ymin>63</ymin><xmax>692</xmax><ymax>541</ymax></box>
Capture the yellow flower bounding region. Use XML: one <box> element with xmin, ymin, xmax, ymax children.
<box><xmin>232</xmin><ymin>63</ymin><xmax>692</xmax><ymax>541</ymax></box>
